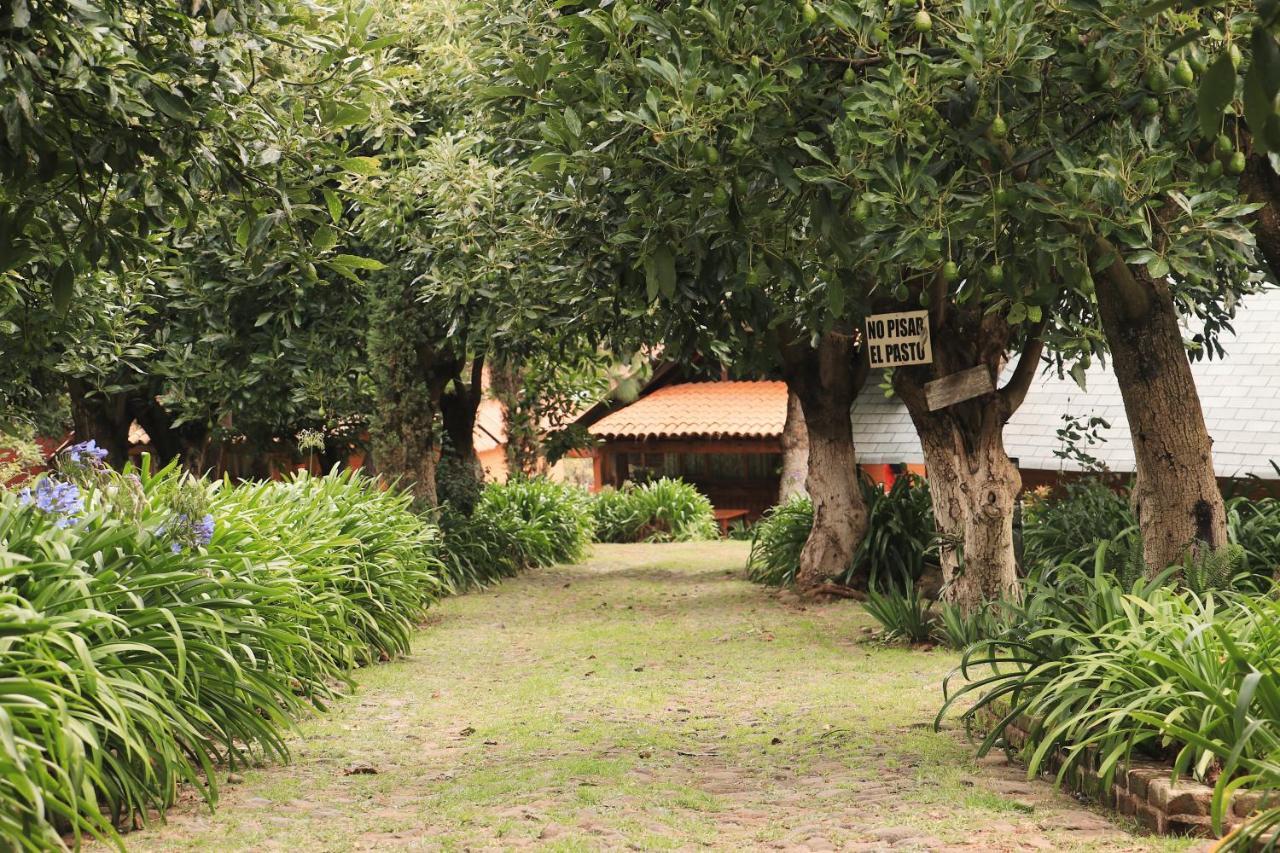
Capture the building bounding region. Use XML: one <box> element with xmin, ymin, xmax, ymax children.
<box><xmin>580</xmin><ymin>289</ymin><xmax>1280</xmax><ymax>512</ymax></box>
<box><xmin>853</xmin><ymin>288</ymin><xmax>1280</xmax><ymax>488</ymax></box>
<box><xmin>587</xmin><ymin>380</ymin><xmax>788</xmax><ymax>521</ymax></box>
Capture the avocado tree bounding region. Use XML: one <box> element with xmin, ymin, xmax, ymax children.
<box><xmin>0</xmin><ymin>2</ymin><xmax>398</xmax><ymax>467</ymax></box>
<box><xmin>788</xmin><ymin>0</ymin><xmax>1063</xmax><ymax>607</ymax></box>
<box><xmin>794</xmin><ymin>0</ymin><xmax>1260</xmax><ymax>599</ymax></box>
<box><xmin>353</xmin><ymin>0</ymin><xmax>613</xmax><ymax>507</ymax></box>
<box><xmin>1042</xmin><ymin>4</ymin><xmax>1264</xmax><ymax>573</ymax></box>
<box><xmin>499</xmin><ymin>0</ymin><xmax>888</xmax><ymax>592</ymax></box>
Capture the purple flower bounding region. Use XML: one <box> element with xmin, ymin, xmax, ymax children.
<box><xmin>65</xmin><ymin>440</ymin><xmax>109</xmax><ymax>466</ymax></box>
<box><xmin>17</xmin><ymin>479</ymin><xmax>83</xmax><ymax>525</ymax></box>
<box><xmin>196</xmin><ymin>514</ymin><xmax>215</xmax><ymax>545</ymax></box>
<box><xmin>163</xmin><ymin>511</ymin><xmax>215</xmax><ymax>552</ymax></box>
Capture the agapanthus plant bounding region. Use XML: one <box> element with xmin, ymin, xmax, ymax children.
<box><xmin>55</xmin><ymin>439</ymin><xmax>114</xmax><ymax>493</ymax></box>
<box><xmin>18</xmin><ymin>478</ymin><xmax>84</xmax><ymax>527</ymax></box>
<box><xmin>158</xmin><ymin>475</ymin><xmax>216</xmax><ymax>553</ymax></box>
<box><xmin>64</xmin><ymin>440</ymin><xmax>109</xmax><ymax>467</ymax></box>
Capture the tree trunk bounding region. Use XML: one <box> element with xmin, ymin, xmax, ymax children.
<box><xmin>67</xmin><ymin>379</ymin><xmax>132</xmax><ymax>468</ymax></box>
<box><xmin>438</xmin><ymin>357</ymin><xmax>486</xmax><ymax>512</ymax></box>
<box><xmin>490</xmin><ymin>355</ymin><xmax>544</xmax><ymax>477</ymax></box>
<box><xmin>781</xmin><ymin>331</ymin><xmax>869</xmax><ymax>593</ymax></box>
<box><xmin>1092</xmin><ymin>238</ymin><xmax>1227</xmax><ymax>573</ymax></box>
<box><xmin>777</xmin><ymin>390</ymin><xmax>808</xmax><ymax>502</ymax></box>
<box><xmin>890</xmin><ymin>282</ymin><xmax>1044</xmax><ymax>613</ymax></box>
<box><xmin>1242</xmin><ymin>153</ymin><xmax>1280</xmax><ymax>273</ymax></box>
<box><xmin>895</xmin><ymin>371</ymin><xmax>1022</xmax><ymax>610</ymax></box>
<box><xmin>367</xmin><ymin>277</ymin><xmax>460</xmax><ymax>508</ymax></box>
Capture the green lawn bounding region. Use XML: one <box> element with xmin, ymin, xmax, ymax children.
<box><xmin>123</xmin><ymin>542</ymin><xmax>1196</xmax><ymax>851</ymax></box>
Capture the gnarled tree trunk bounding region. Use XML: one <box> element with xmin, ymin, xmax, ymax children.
<box><xmin>777</xmin><ymin>390</ymin><xmax>808</xmax><ymax>501</ymax></box>
<box><xmin>892</xmin><ymin>289</ymin><xmax>1044</xmax><ymax>613</ymax></box>
<box><xmin>781</xmin><ymin>331</ymin><xmax>869</xmax><ymax>593</ymax></box>
<box><xmin>895</xmin><ymin>373</ymin><xmax>1023</xmax><ymax>610</ymax></box>
<box><xmin>1091</xmin><ymin>237</ymin><xmax>1227</xmax><ymax>573</ymax></box>
<box><xmin>490</xmin><ymin>355</ymin><xmax>546</xmax><ymax>477</ymax></box>
<box><xmin>128</xmin><ymin>396</ymin><xmax>209</xmax><ymax>472</ymax></box>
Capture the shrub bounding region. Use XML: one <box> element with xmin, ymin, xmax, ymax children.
<box><xmin>435</xmin><ymin>506</ymin><xmax>525</xmax><ymax>590</ymax></box>
<box><xmin>863</xmin><ymin>581</ymin><xmax>934</xmax><ymax>644</ymax></box>
<box><xmin>935</xmin><ymin>601</ymin><xmax>1006</xmax><ymax>651</ymax></box>
<box><xmin>213</xmin><ymin>469</ymin><xmax>446</xmax><ymax>666</ymax></box>
<box><xmin>590</xmin><ymin>485</ymin><xmax>644</xmax><ymax>542</ymax></box>
<box><xmin>1021</xmin><ymin>477</ymin><xmax>1135</xmax><ymax>572</ymax></box>
<box><xmin>0</xmin><ymin>456</ymin><xmax>445</xmax><ymax>849</ymax></box>
<box><xmin>938</xmin><ymin>555</ymin><xmax>1280</xmax><ymax>840</ymax></box>
<box><xmin>859</xmin><ymin>473</ymin><xmax>936</xmax><ymax>590</ymax></box>
<box><xmin>590</xmin><ymin>478</ymin><xmax>717</xmax><ymax>543</ymax></box>
<box><xmin>470</xmin><ymin>478</ymin><xmax>593</xmax><ymax>568</ymax></box>
<box><xmin>1022</xmin><ymin>477</ymin><xmax>1280</xmax><ymax>588</ymax></box>
<box><xmin>747</xmin><ymin>474</ymin><xmax>935</xmax><ymax>590</ymax></box>
<box><xmin>747</xmin><ymin>495</ymin><xmax>813</xmax><ymax>586</ymax></box>
<box><xmin>1226</xmin><ymin>494</ymin><xmax>1280</xmax><ymax>581</ymax></box>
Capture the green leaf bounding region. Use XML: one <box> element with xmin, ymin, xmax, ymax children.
<box><xmin>1253</xmin><ymin>29</ymin><xmax>1280</xmax><ymax>100</ymax></box>
<box><xmin>322</xmin><ymin>189</ymin><xmax>343</xmax><ymax>225</ymax></box>
<box><xmin>330</xmin><ymin>253</ymin><xmax>385</xmax><ymax>271</ymax></box>
<box><xmin>828</xmin><ymin>282</ymin><xmax>846</xmax><ymax>318</ymax></box>
<box><xmin>311</xmin><ymin>225</ymin><xmax>338</xmax><ymax>253</ymax></box>
<box><xmin>794</xmin><ymin>138</ymin><xmax>832</xmax><ymax>166</ymax></box>
<box><xmin>340</xmin><ymin>157</ymin><xmax>382</xmax><ymax>176</ymax></box>
<box><xmin>330</xmin><ymin>104</ymin><xmax>372</xmax><ymax>127</ymax></box>
<box><xmin>644</xmin><ymin>246</ymin><xmax>677</xmax><ymax>302</ymax></box>
<box><xmin>51</xmin><ymin>260</ymin><xmax>74</xmax><ymax>313</ymax></box>
<box><xmin>1198</xmin><ymin>52</ymin><xmax>1237</xmax><ymax>139</ymax></box>
<box><xmin>235</xmin><ymin>218</ymin><xmax>251</xmax><ymax>250</ymax></box>
<box><xmin>528</xmin><ymin>152</ymin><xmax>565</xmax><ymax>172</ymax></box>
<box><xmin>210</xmin><ymin>7</ymin><xmax>235</xmax><ymax>33</ymax></box>
<box><xmin>563</xmin><ymin>107</ymin><xmax>582</xmax><ymax>138</ymax></box>
<box><xmin>1069</xmin><ymin>361</ymin><xmax>1088</xmax><ymax>391</ymax></box>
<box><xmin>151</xmin><ymin>89</ymin><xmax>194</xmax><ymax>121</ymax></box>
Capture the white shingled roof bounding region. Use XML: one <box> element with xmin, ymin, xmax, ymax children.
<box><xmin>852</xmin><ymin>288</ymin><xmax>1280</xmax><ymax>479</ymax></box>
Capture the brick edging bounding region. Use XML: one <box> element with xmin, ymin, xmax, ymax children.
<box><xmin>976</xmin><ymin>705</ymin><xmax>1264</xmax><ymax>838</ymax></box>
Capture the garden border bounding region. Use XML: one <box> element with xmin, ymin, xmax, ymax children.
<box><xmin>976</xmin><ymin>705</ymin><xmax>1267</xmax><ymax>840</ymax></box>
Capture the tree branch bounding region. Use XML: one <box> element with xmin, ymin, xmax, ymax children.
<box><xmin>468</xmin><ymin>352</ymin><xmax>486</xmax><ymax>407</ymax></box>
<box><xmin>926</xmin><ymin>267</ymin><xmax>949</xmax><ymax>331</ymax></box>
<box><xmin>1091</xmin><ymin>234</ymin><xmax>1152</xmax><ymax>320</ymax></box>
<box><xmin>997</xmin><ymin>317</ymin><xmax>1048</xmax><ymax>417</ymax></box>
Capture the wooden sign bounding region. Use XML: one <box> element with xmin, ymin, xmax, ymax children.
<box><xmin>925</xmin><ymin>366</ymin><xmax>996</xmax><ymax>411</ymax></box>
<box><xmin>865</xmin><ymin>310</ymin><xmax>932</xmax><ymax>368</ymax></box>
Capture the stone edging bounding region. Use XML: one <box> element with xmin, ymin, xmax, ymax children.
<box><xmin>978</xmin><ymin>706</ymin><xmax>1265</xmax><ymax>838</ymax></box>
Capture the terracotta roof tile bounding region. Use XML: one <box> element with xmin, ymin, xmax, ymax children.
<box><xmin>589</xmin><ymin>381</ymin><xmax>786</xmax><ymax>440</ymax></box>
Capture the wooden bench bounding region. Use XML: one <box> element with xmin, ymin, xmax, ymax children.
<box><xmin>713</xmin><ymin>508</ymin><xmax>749</xmax><ymax>537</ymax></box>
